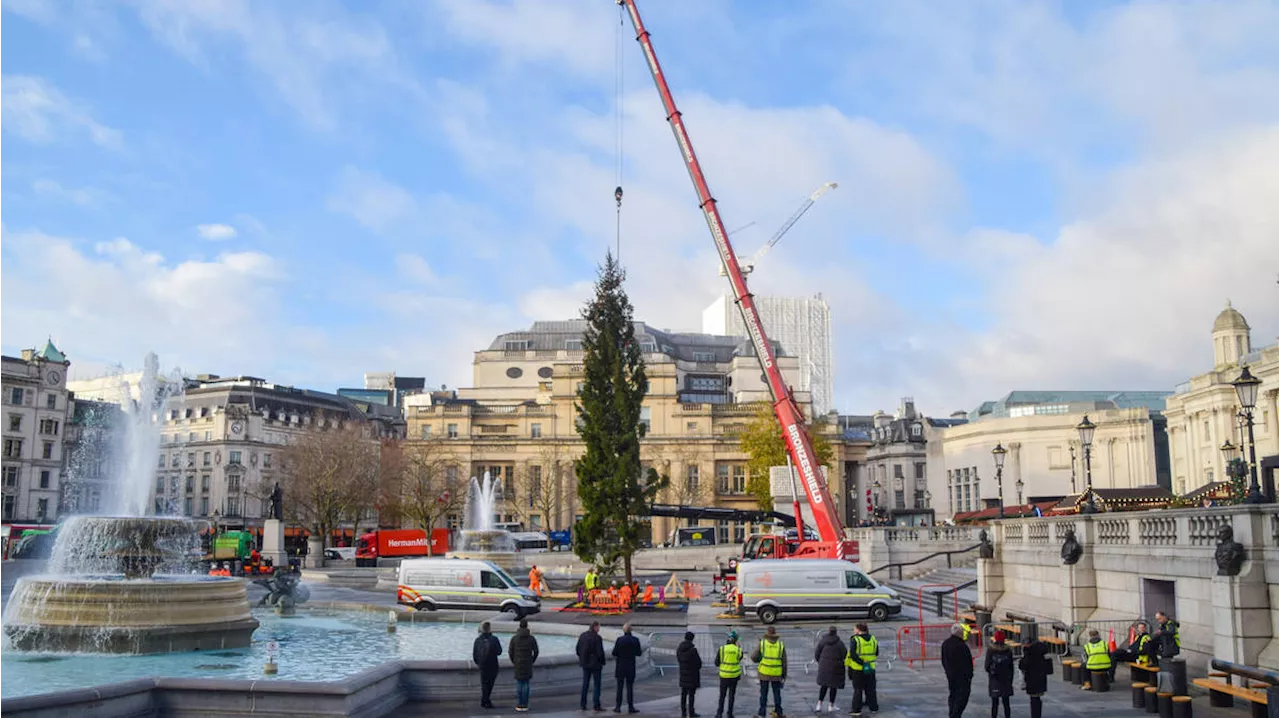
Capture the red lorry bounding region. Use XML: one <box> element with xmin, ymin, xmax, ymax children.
<box><xmin>355</xmin><ymin>528</ymin><xmax>450</xmax><ymax>567</ymax></box>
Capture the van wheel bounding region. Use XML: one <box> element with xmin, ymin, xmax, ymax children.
<box><xmin>415</xmin><ymin>601</ymin><xmax>436</xmax><ymax>612</ymax></box>
<box><xmin>758</xmin><ymin>606</ymin><xmax>779</xmax><ymax>624</ymax></box>
<box><xmin>503</xmin><ymin>604</ymin><xmax>524</xmax><ymax>619</ymax></box>
<box><xmin>869</xmin><ymin>604</ymin><xmax>889</xmax><ymax>622</ymax></box>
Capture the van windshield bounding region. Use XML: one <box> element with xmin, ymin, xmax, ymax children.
<box><xmin>491</xmin><ymin>566</ymin><xmax>518</xmax><ymax>588</ymax></box>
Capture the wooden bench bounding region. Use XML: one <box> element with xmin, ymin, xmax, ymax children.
<box><xmin>1129</xmin><ymin>661</ymin><xmax>1160</xmax><ymax>682</ymax></box>
<box><xmin>959</xmin><ymin>612</ymin><xmax>977</xmax><ymax>623</ymax></box>
<box><xmin>1040</xmin><ymin>635</ymin><xmax>1068</xmax><ymax>655</ymax></box>
<box><xmin>1192</xmin><ymin>678</ymin><xmax>1269</xmax><ymax>718</ymax></box>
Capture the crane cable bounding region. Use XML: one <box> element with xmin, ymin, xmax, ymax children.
<box><xmin>613</xmin><ymin>1</ymin><xmax>625</xmax><ymax>262</ymax></box>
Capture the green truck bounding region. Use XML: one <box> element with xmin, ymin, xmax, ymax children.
<box><xmin>204</xmin><ymin>531</ymin><xmax>271</xmax><ymax>575</ymax></box>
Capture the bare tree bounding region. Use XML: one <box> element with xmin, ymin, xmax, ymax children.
<box><xmin>392</xmin><ymin>438</ymin><xmax>464</xmax><ymax>555</ymax></box>
<box><xmin>663</xmin><ymin>446</ymin><xmax>715</xmax><ymax>514</ymax></box>
<box><xmin>279</xmin><ymin>426</ymin><xmax>380</xmax><ymax>553</ymax></box>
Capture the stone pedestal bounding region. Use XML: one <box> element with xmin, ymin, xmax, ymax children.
<box><xmin>261</xmin><ymin>519</ymin><xmax>287</xmax><ymax>569</ymax></box>
<box><xmin>978</xmin><ymin>557</ymin><xmax>1004</xmax><ymax>608</ymax></box>
<box><xmin>306</xmin><ymin>536</ymin><xmax>324</xmax><ymax>568</ymax></box>
<box><xmin>1211</xmin><ymin>560</ymin><xmax>1272</xmax><ymax>667</ymax></box>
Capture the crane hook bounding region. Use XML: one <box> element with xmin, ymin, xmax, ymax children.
<box><xmin>615</xmin><ymin>186</ymin><xmax>624</xmax><ymax>208</ymax></box>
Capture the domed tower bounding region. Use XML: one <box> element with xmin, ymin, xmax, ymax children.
<box><xmin>1212</xmin><ymin>300</ymin><xmax>1251</xmax><ymax>367</ymax></box>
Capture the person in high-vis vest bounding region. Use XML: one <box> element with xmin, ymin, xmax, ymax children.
<box><xmin>1109</xmin><ymin>621</ymin><xmax>1151</xmax><ymax>680</ymax></box>
<box><xmin>714</xmin><ymin>631</ymin><xmax>743</xmax><ymax>718</ymax></box>
<box><xmin>752</xmin><ymin>626</ymin><xmax>787</xmax><ymax>718</ymax></box>
<box><xmin>1081</xmin><ymin>629</ymin><xmax>1112</xmax><ymax>689</ymax></box>
<box><xmin>845</xmin><ymin>623</ymin><xmax>880</xmax><ymax>716</ymax></box>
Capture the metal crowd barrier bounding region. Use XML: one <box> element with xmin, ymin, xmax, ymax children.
<box><xmin>898</xmin><ymin>623</ymin><xmax>984</xmax><ymax>667</ymax></box>
<box><xmin>648</xmin><ymin>627</ymin><xmax>887</xmax><ymax>678</ymax></box>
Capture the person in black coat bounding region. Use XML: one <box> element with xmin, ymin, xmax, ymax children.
<box><xmin>941</xmin><ymin>623</ymin><xmax>974</xmax><ymax>718</ymax></box>
<box><xmin>984</xmin><ymin>630</ymin><xmax>1015</xmax><ymax>718</ymax></box>
<box><xmin>472</xmin><ymin>621</ymin><xmax>503</xmax><ymax>709</ymax></box>
<box><xmin>577</xmin><ymin>621</ymin><xmax>607</xmax><ymax>711</ymax></box>
<box><xmin>677</xmin><ymin>631</ymin><xmax>703</xmax><ymax>718</ymax></box>
<box><xmin>1018</xmin><ymin>637</ymin><xmax>1050</xmax><ymax>718</ymax></box>
<box><xmin>612</xmin><ymin>622</ymin><xmax>643</xmax><ymax>714</ymax></box>
<box><xmin>509</xmin><ymin>619</ymin><xmax>540</xmax><ymax>712</ymax></box>
<box><xmin>813</xmin><ymin>626</ymin><xmax>847</xmax><ymax>712</ymax></box>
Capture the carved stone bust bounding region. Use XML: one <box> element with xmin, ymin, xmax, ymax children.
<box><xmin>1214</xmin><ymin>524</ymin><xmax>1246</xmax><ymax>577</ymax></box>
<box><xmin>979</xmin><ymin>529</ymin><xmax>995</xmax><ymax>559</ymax></box>
<box><xmin>1060</xmin><ymin>528</ymin><xmax>1083</xmax><ymax>565</ymax></box>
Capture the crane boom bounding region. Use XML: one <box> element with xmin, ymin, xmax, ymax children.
<box><xmin>619</xmin><ymin>0</ymin><xmax>851</xmax><ymax>560</ymax></box>
<box><xmin>726</xmin><ymin>181</ymin><xmax>838</xmax><ymax>276</ymax></box>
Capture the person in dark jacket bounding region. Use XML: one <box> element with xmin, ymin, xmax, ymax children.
<box><xmin>1018</xmin><ymin>636</ymin><xmax>1050</xmax><ymax>718</ymax></box>
<box><xmin>941</xmin><ymin>623</ymin><xmax>974</xmax><ymax>718</ymax></box>
<box><xmin>984</xmin><ymin>630</ymin><xmax>1015</xmax><ymax>718</ymax></box>
<box><xmin>509</xmin><ymin>619</ymin><xmax>540</xmax><ymax>713</ymax></box>
<box><xmin>813</xmin><ymin>625</ymin><xmax>847</xmax><ymax>713</ymax></box>
<box><xmin>472</xmin><ymin>621</ymin><xmax>503</xmax><ymax>709</ymax></box>
<box><xmin>577</xmin><ymin>621</ymin><xmax>607</xmax><ymax>712</ymax></box>
<box><xmin>677</xmin><ymin>631</ymin><xmax>703</xmax><ymax>718</ymax></box>
<box><xmin>612</xmin><ymin>622</ymin><xmax>643</xmax><ymax>714</ymax></box>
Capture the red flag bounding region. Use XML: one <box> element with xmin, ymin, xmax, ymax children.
<box><xmin>1108</xmin><ymin>627</ymin><xmax>1118</xmax><ymax>653</ymax></box>
<box><xmin>1128</xmin><ymin>625</ymin><xmax>1137</xmax><ymax>647</ymax></box>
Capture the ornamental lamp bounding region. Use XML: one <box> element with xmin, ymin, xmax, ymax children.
<box><xmin>1220</xmin><ymin>440</ymin><xmax>1239</xmax><ymax>463</ymax></box>
<box><xmin>1076</xmin><ymin>415</ymin><xmax>1097</xmax><ymax>448</ymax></box>
<box><xmin>991</xmin><ymin>443</ymin><xmax>1007</xmax><ymax>470</ymax></box>
<box><xmin>1233</xmin><ymin>366</ymin><xmax>1261</xmax><ymax>410</ymax></box>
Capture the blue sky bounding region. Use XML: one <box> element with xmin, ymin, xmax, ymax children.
<box><xmin>2</xmin><ymin>0</ymin><xmax>1277</xmax><ymax>414</ymax></box>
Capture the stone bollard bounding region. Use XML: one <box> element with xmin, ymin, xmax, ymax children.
<box><xmin>1091</xmin><ymin>670</ymin><xmax>1111</xmax><ymax>693</ymax></box>
<box><xmin>387</xmin><ymin>610</ymin><xmax>397</xmax><ymax>633</ymax></box>
<box><xmin>1063</xmin><ymin>660</ymin><xmax>1077</xmax><ymax>684</ymax></box>
<box><xmin>1144</xmin><ymin>686</ymin><xmax>1159</xmax><ymax>713</ymax></box>
<box><xmin>1171</xmin><ymin>695</ymin><xmax>1193</xmax><ymax>718</ymax></box>
<box><xmin>1072</xmin><ymin>661</ymin><xmax>1086</xmax><ymax>686</ymax></box>
<box><xmin>1158</xmin><ymin>692</ymin><xmax>1174</xmax><ymax>718</ymax></box>
<box><xmin>1167</xmin><ymin>659</ymin><xmax>1188</xmax><ymax>696</ymax></box>
<box><xmin>264</xmin><ymin>659</ymin><xmax>278</xmax><ymax>675</ymax></box>
<box><xmin>1132</xmin><ymin>682</ymin><xmax>1150</xmax><ymax>708</ymax></box>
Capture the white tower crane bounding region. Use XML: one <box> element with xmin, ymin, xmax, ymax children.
<box><xmin>719</xmin><ymin>181</ymin><xmax>838</xmax><ymax>277</ymax></box>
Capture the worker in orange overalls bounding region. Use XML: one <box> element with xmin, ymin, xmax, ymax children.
<box><xmin>641</xmin><ymin>581</ymin><xmax>654</xmax><ymax>604</ymax></box>
<box><xmin>619</xmin><ymin>581</ymin><xmax>633</xmax><ymax>608</ymax></box>
<box><xmin>528</xmin><ymin>564</ymin><xmax>545</xmax><ymax>596</ymax></box>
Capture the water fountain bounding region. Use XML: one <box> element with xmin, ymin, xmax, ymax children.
<box><xmin>2</xmin><ymin>354</ymin><xmax>259</xmax><ymax>655</ymax></box>
<box><xmin>448</xmin><ymin>471</ymin><xmax>523</xmax><ymax>572</ymax></box>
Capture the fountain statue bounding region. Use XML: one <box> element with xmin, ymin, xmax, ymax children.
<box><xmin>448</xmin><ymin>471</ymin><xmax>523</xmax><ymax>572</ymax></box>
<box><xmin>2</xmin><ymin>354</ymin><xmax>259</xmax><ymax>654</ymax></box>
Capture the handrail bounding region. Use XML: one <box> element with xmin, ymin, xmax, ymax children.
<box><xmin>1212</xmin><ymin>659</ymin><xmax>1279</xmax><ymax>686</ymax></box>
<box><xmin>869</xmin><ymin>543</ymin><xmax>982</xmax><ymax>581</ymax></box>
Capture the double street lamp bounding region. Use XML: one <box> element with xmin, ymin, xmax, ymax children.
<box><xmin>992</xmin><ymin>443</ymin><xmax>1007</xmax><ymax>519</ymax></box>
<box><xmin>1077</xmin><ymin>415</ymin><xmax>1098</xmax><ymax>514</ymax></box>
<box><xmin>1231</xmin><ymin>366</ymin><xmax>1265</xmax><ymax>504</ymax></box>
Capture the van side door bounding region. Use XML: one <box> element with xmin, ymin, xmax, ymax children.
<box><xmin>479</xmin><ymin>569</ymin><xmax>508</xmax><ymax>609</ymax></box>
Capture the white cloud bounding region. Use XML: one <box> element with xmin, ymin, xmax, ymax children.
<box><xmin>326</xmin><ymin>167</ymin><xmax>417</xmax><ymax>232</ymax></box>
<box><xmin>31</xmin><ymin>179</ymin><xmax>105</xmax><ymax>207</ymax></box>
<box><xmin>1</xmin><ymin>230</ymin><xmax>284</xmax><ymax>377</ymax></box>
<box><xmin>196</xmin><ymin>223</ymin><xmax>238</xmax><ymax>241</ymax></box>
<box><xmin>1</xmin><ymin>75</ymin><xmax>123</xmax><ymax>149</ymax></box>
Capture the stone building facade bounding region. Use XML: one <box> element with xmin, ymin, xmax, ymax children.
<box><xmin>1</xmin><ymin>340</ymin><xmax>72</xmax><ymax>527</ymax></box>
<box><xmin>401</xmin><ymin>320</ymin><xmax>865</xmax><ymax>545</ymax></box>
<box><xmin>1162</xmin><ymin>303</ymin><xmax>1279</xmax><ymax>497</ymax></box>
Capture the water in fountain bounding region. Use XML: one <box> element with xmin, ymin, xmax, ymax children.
<box><xmin>451</xmin><ymin>472</ymin><xmax>519</xmax><ymax>569</ymax></box>
<box><xmin>2</xmin><ymin>353</ymin><xmax>259</xmax><ymax>655</ymax></box>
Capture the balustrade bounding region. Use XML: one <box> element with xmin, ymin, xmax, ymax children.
<box><xmin>1138</xmin><ymin>516</ymin><xmax>1177</xmax><ymax>546</ymax></box>
<box><xmin>1026</xmin><ymin>522</ymin><xmax>1050</xmax><ymax>544</ymax></box>
<box><xmin>1095</xmin><ymin>519</ymin><xmax>1130</xmax><ymax>545</ymax></box>
<box><xmin>1187</xmin><ymin>514</ymin><xmax>1230</xmax><ymax>547</ymax></box>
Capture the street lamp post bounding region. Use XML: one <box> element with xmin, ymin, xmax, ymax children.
<box><xmin>1220</xmin><ymin>440</ymin><xmax>1246</xmax><ymax>503</ymax></box>
<box><xmin>1069</xmin><ymin>445</ymin><xmax>1077</xmax><ymax>493</ymax></box>
<box><xmin>872</xmin><ymin>479</ymin><xmax>881</xmax><ymax>520</ymax></box>
<box><xmin>1077</xmin><ymin>415</ymin><xmax>1098</xmax><ymax>514</ymax></box>
<box><xmin>992</xmin><ymin>443</ymin><xmax>1007</xmax><ymax>519</ymax></box>
<box><xmin>1232</xmin><ymin>366</ymin><xmax>1265</xmax><ymax>504</ymax></box>
<box><xmin>1015</xmin><ymin>478</ymin><xmax>1024</xmax><ymax>508</ymax></box>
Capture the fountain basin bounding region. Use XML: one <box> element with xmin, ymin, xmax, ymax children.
<box><xmin>449</xmin><ymin>529</ymin><xmax>524</xmax><ymax>572</ymax></box>
<box><xmin>4</xmin><ymin>574</ymin><xmax>258</xmax><ymax>654</ymax></box>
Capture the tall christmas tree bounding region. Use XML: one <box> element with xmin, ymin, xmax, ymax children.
<box><xmin>573</xmin><ymin>254</ymin><xmax>666</xmax><ymax>584</ymax></box>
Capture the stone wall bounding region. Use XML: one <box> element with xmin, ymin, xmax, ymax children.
<box><xmin>848</xmin><ymin>526</ymin><xmax>983</xmax><ymax>577</ymax></box>
<box><xmin>978</xmin><ymin>505</ymin><xmax>1278</xmax><ymax>671</ymax></box>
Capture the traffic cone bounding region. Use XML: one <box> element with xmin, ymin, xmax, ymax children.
<box><xmin>1108</xmin><ymin>628</ymin><xmax>1117</xmax><ymax>653</ymax></box>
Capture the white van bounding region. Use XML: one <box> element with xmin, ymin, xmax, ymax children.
<box><xmin>397</xmin><ymin>558</ymin><xmax>541</xmax><ymax>618</ymax></box>
<box><xmin>736</xmin><ymin>558</ymin><xmax>901</xmax><ymax>624</ymax></box>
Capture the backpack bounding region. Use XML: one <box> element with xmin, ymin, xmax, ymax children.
<box><xmin>989</xmin><ymin>650</ymin><xmax>1013</xmax><ymax>675</ymax></box>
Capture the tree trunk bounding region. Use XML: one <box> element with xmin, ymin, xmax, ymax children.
<box><xmin>623</xmin><ymin>552</ymin><xmax>633</xmax><ymax>587</ymax></box>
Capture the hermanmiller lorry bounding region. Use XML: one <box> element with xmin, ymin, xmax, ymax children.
<box><xmin>355</xmin><ymin>528</ymin><xmax>450</xmax><ymax>567</ymax></box>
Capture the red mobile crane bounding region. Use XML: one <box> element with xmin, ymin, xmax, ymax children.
<box><xmin>619</xmin><ymin>0</ymin><xmax>856</xmax><ymax>564</ymax></box>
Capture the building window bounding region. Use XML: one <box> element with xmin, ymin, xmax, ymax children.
<box><xmin>531</xmin><ymin>423</ymin><xmax>542</xmax><ymax>438</ymax></box>
<box><xmin>717</xmin><ymin>520</ymin><xmax>731</xmax><ymax>544</ymax></box>
<box><xmin>530</xmin><ymin>465</ymin><xmax>543</xmax><ymax>500</ymax></box>
<box><xmin>158</xmin><ymin>454</ymin><xmax>167</xmax><ymax>468</ymax></box>
<box><xmin>263</xmin><ymin>453</ymin><xmax>272</xmax><ymax>468</ymax></box>
<box><xmin>893</xmin><ymin>464</ymin><xmax>903</xmax><ymax>479</ymax></box>
<box><xmin>733</xmin><ymin>465</ymin><xmax>746</xmax><ymax>494</ymax></box>
<box><xmin>693</xmin><ymin>351</ymin><xmax>716</xmax><ymax>363</ymax></box>
<box><xmin>914</xmin><ymin>490</ymin><xmax>925</xmax><ymax>509</ymax></box>
<box><xmin>420</xmin><ymin>425</ymin><xmax>432</xmax><ymax>439</ymax></box>
<box><xmin>914</xmin><ymin>462</ymin><xmax>925</xmax><ymax>480</ymax></box>
<box><xmin>8</xmin><ymin>388</ymin><xmax>23</xmax><ymax>405</ymax></box>
<box><xmin>505</xmin><ymin>340</ymin><xmax>531</xmax><ymax>351</ymax></box>
<box><xmin>183</xmin><ymin>497</ymin><xmax>193</xmax><ymax>515</ymax></box>
<box><xmin>200</xmin><ymin>407</ymin><xmax>209</xmax><ymax>418</ymax></box>
<box><xmin>201</xmin><ymin>475</ymin><xmax>210</xmax><ymax>492</ymax></box>
<box><xmin>447</xmin><ymin>423</ymin><xmax>458</xmax><ymax>439</ymax></box>
<box><xmin>228</xmin><ymin>451</ymin><xmax>242</xmax><ymax>465</ymax></box>
<box><xmin>686</xmin><ymin>464</ymin><xmax>700</xmax><ymax>494</ymax></box>
<box><xmin>7</xmin><ymin>415</ymin><xmax>20</xmax><ymax>431</ymax></box>
<box><xmin>45</xmin><ymin>393</ymin><xmax>56</xmax><ymax>409</ymax></box>
<box><xmin>184</xmin><ymin>475</ymin><xmax>194</xmax><ymax>492</ymax></box>
<box><xmin>39</xmin><ymin>469</ymin><xmax>50</xmax><ymax>489</ymax></box>
<box><xmin>686</xmin><ymin>421</ymin><xmax>697</xmax><ymax>432</ymax></box>
<box><xmin>188</xmin><ymin>432</ymin><xmax>196</xmax><ymax>442</ymax></box>
<box><xmin>2</xmin><ymin>494</ymin><xmax>14</xmax><ymax>520</ymax></box>
<box><xmin>446</xmin><ymin>465</ymin><xmax>459</xmax><ymax>488</ymax></box>
<box><xmin>203</xmin><ymin>451</ymin><xmax>211</xmax><ymax>467</ymax></box>
<box><xmin>894</xmin><ymin>489</ymin><xmax>905</xmax><ymax>509</ymax></box>
<box><xmin>171</xmin><ymin>454</ymin><xmax>180</xmax><ymax>467</ymax></box>
<box><xmin>204</xmin><ymin>431</ymin><xmax>212</xmax><ymax>441</ymax></box>
<box><xmin>38</xmin><ymin>419</ymin><xmax>59</xmax><ymax>435</ymax></box>
<box><xmin>42</xmin><ymin>441</ymin><xmax>54</xmax><ymax>459</ymax></box>
<box><xmin>717</xmin><ymin>464</ymin><xmax>730</xmax><ymax>494</ymax></box>
<box><xmin>187</xmin><ymin>453</ymin><xmax>195</xmax><ymax>467</ymax></box>
<box><xmin>2</xmin><ymin>466</ymin><xmax>18</xmax><ymax>487</ymax></box>
<box><xmin>3</xmin><ymin>439</ymin><xmax>22</xmax><ymax>458</ymax></box>
<box><xmin>200</xmin><ymin>497</ymin><xmax>209</xmax><ymax>515</ymax></box>
<box><xmin>155</xmin><ymin>475</ymin><xmax>165</xmax><ymax>494</ymax></box>
<box><xmin>564</xmin><ymin>339</ymin><xmax>583</xmax><ymax>351</ymax></box>
<box><xmin>36</xmin><ymin>497</ymin><xmax>49</xmax><ymax>520</ymax></box>
<box><xmin>226</xmin><ymin>497</ymin><xmax>241</xmax><ymax>517</ymax></box>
